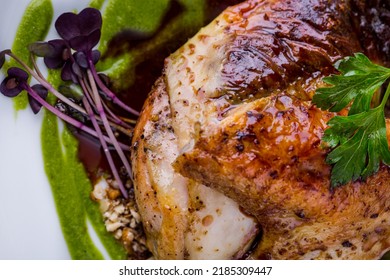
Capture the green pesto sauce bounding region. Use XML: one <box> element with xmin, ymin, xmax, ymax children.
<box><xmin>99</xmin><ymin>0</ymin><xmax>171</xmax><ymax>55</ymax></box>
<box><xmin>89</xmin><ymin>0</ymin><xmax>105</xmax><ymax>10</ymax></box>
<box><xmin>97</xmin><ymin>0</ymin><xmax>206</xmax><ymax>91</ymax></box>
<box><xmin>8</xmin><ymin>0</ymin><xmax>53</xmax><ymax>111</ymax></box>
<box><xmin>41</xmin><ymin>70</ymin><xmax>127</xmax><ymax>260</ymax></box>
<box><xmin>41</xmin><ymin>107</ymin><xmax>103</xmax><ymax>260</ymax></box>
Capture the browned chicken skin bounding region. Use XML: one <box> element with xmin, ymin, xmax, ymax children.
<box><xmin>133</xmin><ymin>0</ymin><xmax>390</xmax><ymax>259</ymax></box>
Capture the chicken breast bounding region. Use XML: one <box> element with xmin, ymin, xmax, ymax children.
<box><xmin>132</xmin><ymin>0</ymin><xmax>390</xmax><ymax>259</ymax></box>
<box><xmin>132</xmin><ymin>77</ymin><xmax>258</xmax><ymax>259</ymax></box>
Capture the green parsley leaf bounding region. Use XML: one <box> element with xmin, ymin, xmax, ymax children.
<box><xmin>323</xmin><ymin>107</ymin><xmax>390</xmax><ymax>188</ymax></box>
<box><xmin>313</xmin><ymin>53</ymin><xmax>390</xmax><ymax>115</ymax></box>
<box><xmin>313</xmin><ymin>53</ymin><xmax>390</xmax><ymax>188</ymax></box>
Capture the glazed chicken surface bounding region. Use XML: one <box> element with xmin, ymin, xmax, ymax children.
<box><xmin>132</xmin><ymin>0</ymin><xmax>390</xmax><ymax>259</ymax></box>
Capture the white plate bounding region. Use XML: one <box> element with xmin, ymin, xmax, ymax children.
<box><xmin>0</xmin><ymin>0</ymin><xmax>103</xmax><ymax>259</ymax></box>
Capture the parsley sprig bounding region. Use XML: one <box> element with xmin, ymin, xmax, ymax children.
<box><xmin>313</xmin><ymin>53</ymin><xmax>390</xmax><ymax>188</ymax></box>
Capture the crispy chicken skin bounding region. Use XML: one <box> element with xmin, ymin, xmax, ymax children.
<box><xmin>133</xmin><ymin>0</ymin><xmax>390</xmax><ymax>259</ymax></box>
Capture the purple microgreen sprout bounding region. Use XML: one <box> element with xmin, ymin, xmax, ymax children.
<box><xmin>0</xmin><ymin>75</ymin><xmax>130</xmax><ymax>150</ymax></box>
<box><xmin>29</xmin><ymin>84</ymin><xmax>48</xmax><ymax>114</ymax></box>
<box><xmin>28</xmin><ymin>41</ymin><xmax>56</xmax><ymax>58</ymax></box>
<box><xmin>0</xmin><ymin>67</ymin><xmax>29</xmax><ymax>97</ymax></box>
<box><xmin>55</xmin><ymin>8</ymin><xmax>102</xmax><ymax>53</ymax></box>
<box><xmin>0</xmin><ymin>8</ymin><xmax>138</xmax><ymax>198</ymax></box>
<box><xmin>54</xmin><ymin>7</ymin><xmax>139</xmax><ymax>116</ymax></box>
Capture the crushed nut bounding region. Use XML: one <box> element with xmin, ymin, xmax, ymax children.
<box><xmin>92</xmin><ymin>176</ymin><xmax>151</xmax><ymax>259</ymax></box>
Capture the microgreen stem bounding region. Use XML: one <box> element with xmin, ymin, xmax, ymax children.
<box><xmin>88</xmin><ymin>58</ymin><xmax>140</xmax><ymax>116</ymax></box>
<box><xmin>119</xmin><ymin>116</ymin><xmax>137</xmax><ymax>125</ymax></box>
<box><xmin>82</xmin><ymin>97</ymin><xmax>128</xmax><ymax>198</ymax></box>
<box><xmin>7</xmin><ymin>51</ymin><xmax>87</xmax><ymax>113</ymax></box>
<box><xmin>86</xmin><ymin>68</ymin><xmax>133</xmax><ymax>180</ymax></box>
<box><xmin>101</xmin><ymin>99</ymin><xmax>133</xmax><ymax>130</ymax></box>
<box><xmin>8</xmin><ymin>50</ymin><xmax>132</xmax><ymax>137</ymax></box>
<box><xmin>22</xmin><ymin>83</ymin><xmax>130</xmax><ymax>151</ymax></box>
<box><xmin>80</xmin><ymin>75</ymin><xmax>133</xmax><ymax>135</ymax></box>
<box><xmin>30</xmin><ymin>53</ymin><xmax>46</xmax><ymax>80</ymax></box>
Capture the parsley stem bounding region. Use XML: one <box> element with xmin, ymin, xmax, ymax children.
<box><xmin>380</xmin><ymin>83</ymin><xmax>390</xmax><ymax>109</ymax></box>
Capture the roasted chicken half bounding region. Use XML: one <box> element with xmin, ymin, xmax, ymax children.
<box><xmin>132</xmin><ymin>0</ymin><xmax>390</xmax><ymax>259</ymax></box>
